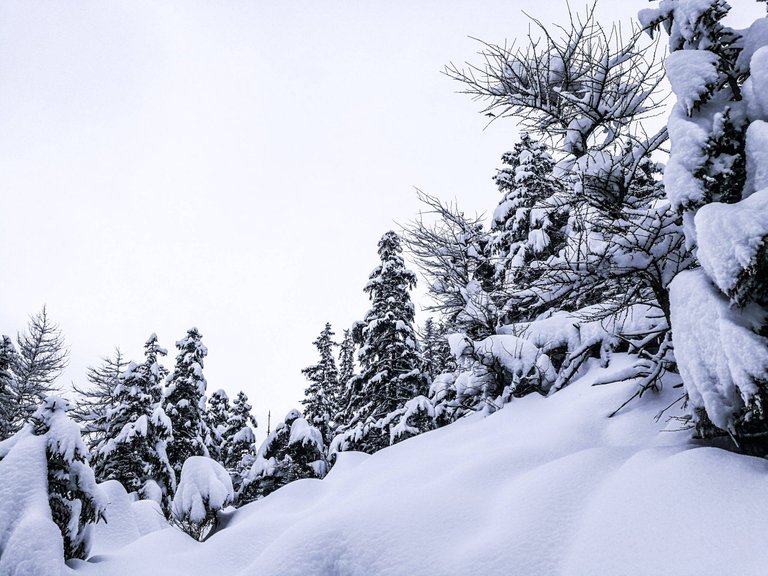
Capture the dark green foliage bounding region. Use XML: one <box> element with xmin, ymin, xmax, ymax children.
<box><xmin>165</xmin><ymin>327</ymin><xmax>210</xmax><ymax>481</ymax></box>
<box><xmin>301</xmin><ymin>323</ymin><xmax>340</xmax><ymax>445</ymax></box>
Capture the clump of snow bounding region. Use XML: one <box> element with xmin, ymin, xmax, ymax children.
<box><xmin>0</xmin><ymin>433</ymin><xmax>64</xmax><ymax>576</ymax></box>
<box><xmin>288</xmin><ymin>418</ymin><xmax>323</xmax><ymax>452</ymax></box>
<box><xmin>743</xmin><ymin>121</ymin><xmax>768</xmax><ymax>197</ymax></box>
<box><xmin>665</xmin><ymin>50</ymin><xmax>720</xmax><ymax>114</ymax></box>
<box><xmin>171</xmin><ymin>456</ymin><xmax>233</xmax><ymax>541</ymax></box>
<box><xmin>695</xmin><ymin>188</ymin><xmax>768</xmax><ymax>301</ymax></box>
<box><xmin>669</xmin><ymin>269</ymin><xmax>768</xmax><ymax>431</ymax></box>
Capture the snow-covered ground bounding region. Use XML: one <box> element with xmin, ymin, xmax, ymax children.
<box><xmin>69</xmin><ymin>356</ymin><xmax>768</xmax><ymax>576</ymax></box>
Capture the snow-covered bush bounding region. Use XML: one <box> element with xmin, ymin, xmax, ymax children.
<box><xmin>0</xmin><ymin>396</ymin><xmax>105</xmax><ymax>568</ymax></box>
<box><xmin>171</xmin><ymin>456</ymin><xmax>233</xmax><ymax>541</ymax></box>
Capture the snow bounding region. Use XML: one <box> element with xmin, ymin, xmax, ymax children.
<box><xmin>288</xmin><ymin>417</ymin><xmax>323</xmax><ymax>451</ymax></box>
<box><xmin>669</xmin><ymin>268</ymin><xmax>768</xmax><ymax>431</ymax></box>
<box><xmin>171</xmin><ymin>457</ymin><xmax>233</xmax><ymax>525</ymax></box>
<box><xmin>744</xmin><ymin>120</ymin><xmax>768</xmax><ymax>197</ymax></box>
<box><xmin>0</xmin><ymin>433</ymin><xmax>64</xmax><ymax>576</ymax></box>
<box><xmin>664</xmin><ymin>50</ymin><xmax>720</xmax><ymax>114</ymax></box>
<box><xmin>695</xmin><ymin>187</ymin><xmax>768</xmax><ymax>299</ymax></box>
<box><xmin>63</xmin><ymin>355</ymin><xmax>768</xmax><ymax>576</ymax></box>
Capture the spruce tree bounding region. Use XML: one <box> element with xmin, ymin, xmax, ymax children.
<box><xmin>419</xmin><ymin>317</ymin><xmax>455</xmax><ymax>383</ymax></box>
<box><xmin>165</xmin><ymin>327</ymin><xmax>210</xmax><ymax>481</ymax></box>
<box><xmin>204</xmin><ymin>389</ymin><xmax>231</xmax><ymax>463</ymax></box>
<box><xmin>92</xmin><ymin>335</ymin><xmax>175</xmax><ymax>510</ymax></box>
<box><xmin>222</xmin><ymin>390</ymin><xmax>258</xmax><ymax>493</ymax></box>
<box><xmin>340</xmin><ymin>231</ymin><xmax>428</xmax><ymax>453</ymax></box>
<box><xmin>30</xmin><ymin>396</ymin><xmax>105</xmax><ymax>560</ymax></box>
<box><xmin>239</xmin><ymin>409</ymin><xmax>325</xmax><ymax>503</ymax></box>
<box><xmin>0</xmin><ymin>336</ymin><xmax>18</xmax><ymax>441</ymax></box>
<box><xmin>301</xmin><ymin>323</ymin><xmax>340</xmax><ymax>445</ymax></box>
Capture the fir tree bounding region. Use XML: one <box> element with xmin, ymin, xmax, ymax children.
<box><xmin>222</xmin><ymin>390</ymin><xmax>258</xmax><ymax>493</ymax></box>
<box><xmin>419</xmin><ymin>317</ymin><xmax>455</xmax><ymax>383</ymax></box>
<box><xmin>204</xmin><ymin>389</ymin><xmax>231</xmax><ymax>463</ymax></box>
<box><xmin>92</xmin><ymin>335</ymin><xmax>175</xmax><ymax>511</ymax></box>
<box><xmin>165</xmin><ymin>327</ymin><xmax>210</xmax><ymax>481</ymax></box>
<box><xmin>301</xmin><ymin>323</ymin><xmax>340</xmax><ymax>445</ymax></box>
<box><xmin>340</xmin><ymin>231</ymin><xmax>428</xmax><ymax>453</ymax></box>
<box><xmin>239</xmin><ymin>409</ymin><xmax>325</xmax><ymax>503</ymax></box>
<box><xmin>0</xmin><ymin>336</ymin><xmax>18</xmax><ymax>441</ymax></box>
<box><xmin>30</xmin><ymin>396</ymin><xmax>105</xmax><ymax>560</ymax></box>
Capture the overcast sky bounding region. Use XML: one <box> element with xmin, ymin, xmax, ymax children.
<box><xmin>1</xmin><ymin>1</ymin><xmax>763</xmax><ymax>440</ymax></box>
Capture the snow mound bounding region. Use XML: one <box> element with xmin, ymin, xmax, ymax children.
<box><xmin>66</xmin><ymin>355</ymin><xmax>768</xmax><ymax>576</ymax></box>
<box><xmin>172</xmin><ymin>456</ymin><xmax>233</xmax><ymax>526</ymax></box>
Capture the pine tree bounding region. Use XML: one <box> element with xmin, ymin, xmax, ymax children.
<box><xmin>165</xmin><ymin>327</ymin><xmax>210</xmax><ymax>481</ymax></box>
<box><xmin>30</xmin><ymin>396</ymin><xmax>105</xmax><ymax>560</ymax></box>
<box><xmin>239</xmin><ymin>409</ymin><xmax>325</xmax><ymax>503</ymax></box>
<box><xmin>92</xmin><ymin>335</ymin><xmax>175</xmax><ymax>511</ymax></box>
<box><xmin>301</xmin><ymin>323</ymin><xmax>340</xmax><ymax>445</ymax></box>
<box><xmin>222</xmin><ymin>390</ymin><xmax>258</xmax><ymax>493</ymax></box>
<box><xmin>204</xmin><ymin>389</ymin><xmax>231</xmax><ymax>463</ymax></box>
<box><xmin>340</xmin><ymin>231</ymin><xmax>428</xmax><ymax>453</ymax></box>
<box><xmin>419</xmin><ymin>317</ymin><xmax>455</xmax><ymax>383</ymax></box>
<box><xmin>643</xmin><ymin>0</ymin><xmax>768</xmax><ymax>450</ymax></box>
<box><xmin>71</xmin><ymin>348</ymin><xmax>129</xmax><ymax>451</ymax></box>
<box><xmin>11</xmin><ymin>307</ymin><xmax>69</xmax><ymax>428</ymax></box>
<box><xmin>0</xmin><ymin>336</ymin><xmax>18</xmax><ymax>441</ymax></box>
<box><xmin>490</xmin><ymin>134</ymin><xmax>570</xmax><ymax>322</ymax></box>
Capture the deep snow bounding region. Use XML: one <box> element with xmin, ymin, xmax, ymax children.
<box><xmin>60</xmin><ymin>355</ymin><xmax>768</xmax><ymax>576</ymax></box>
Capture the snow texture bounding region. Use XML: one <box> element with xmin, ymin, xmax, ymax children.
<box><xmin>59</xmin><ymin>355</ymin><xmax>768</xmax><ymax>576</ymax></box>
<box><xmin>695</xmin><ymin>187</ymin><xmax>768</xmax><ymax>299</ymax></box>
<box><xmin>669</xmin><ymin>269</ymin><xmax>768</xmax><ymax>431</ymax></box>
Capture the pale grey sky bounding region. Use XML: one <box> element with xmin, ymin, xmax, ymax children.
<box><xmin>1</xmin><ymin>1</ymin><xmax>762</xmax><ymax>440</ymax></box>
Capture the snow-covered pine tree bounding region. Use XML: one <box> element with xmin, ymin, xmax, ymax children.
<box><xmin>222</xmin><ymin>390</ymin><xmax>258</xmax><ymax>494</ymax></box>
<box><xmin>490</xmin><ymin>133</ymin><xmax>568</xmax><ymax>315</ymax></box>
<box><xmin>0</xmin><ymin>336</ymin><xmax>18</xmax><ymax>441</ymax></box>
<box><xmin>419</xmin><ymin>317</ymin><xmax>455</xmax><ymax>384</ymax></box>
<box><xmin>238</xmin><ymin>409</ymin><xmax>326</xmax><ymax>503</ymax></box>
<box><xmin>92</xmin><ymin>335</ymin><xmax>175</xmax><ymax>510</ymax></box>
<box><xmin>204</xmin><ymin>389</ymin><xmax>231</xmax><ymax>463</ymax></box>
<box><xmin>29</xmin><ymin>396</ymin><xmax>105</xmax><ymax>560</ymax></box>
<box><xmin>10</xmin><ymin>307</ymin><xmax>69</xmax><ymax>429</ymax></box>
<box><xmin>165</xmin><ymin>327</ymin><xmax>210</xmax><ymax>480</ymax></box>
<box><xmin>334</xmin><ymin>328</ymin><xmax>356</xmax><ymax>428</ymax></box>
<box><xmin>301</xmin><ymin>323</ymin><xmax>340</xmax><ymax>445</ymax></box>
<box><xmin>336</xmin><ymin>231</ymin><xmax>428</xmax><ymax>454</ymax></box>
<box><xmin>71</xmin><ymin>348</ymin><xmax>128</xmax><ymax>451</ymax></box>
<box><xmin>642</xmin><ymin>0</ymin><xmax>768</xmax><ymax>450</ymax></box>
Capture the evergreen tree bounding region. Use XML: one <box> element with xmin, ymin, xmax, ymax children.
<box><xmin>30</xmin><ymin>396</ymin><xmax>105</xmax><ymax>560</ymax></box>
<box><xmin>204</xmin><ymin>389</ymin><xmax>231</xmax><ymax>462</ymax></box>
<box><xmin>419</xmin><ymin>317</ymin><xmax>455</xmax><ymax>383</ymax></box>
<box><xmin>301</xmin><ymin>323</ymin><xmax>340</xmax><ymax>445</ymax></box>
<box><xmin>340</xmin><ymin>231</ymin><xmax>428</xmax><ymax>453</ymax></box>
<box><xmin>92</xmin><ymin>335</ymin><xmax>175</xmax><ymax>511</ymax></box>
<box><xmin>222</xmin><ymin>390</ymin><xmax>258</xmax><ymax>493</ymax></box>
<box><xmin>239</xmin><ymin>409</ymin><xmax>325</xmax><ymax>503</ymax></box>
<box><xmin>643</xmin><ymin>0</ymin><xmax>768</xmax><ymax>450</ymax></box>
<box><xmin>11</xmin><ymin>307</ymin><xmax>69</xmax><ymax>428</ymax></box>
<box><xmin>165</xmin><ymin>327</ymin><xmax>210</xmax><ymax>481</ymax></box>
<box><xmin>71</xmin><ymin>348</ymin><xmax>129</xmax><ymax>451</ymax></box>
<box><xmin>0</xmin><ymin>336</ymin><xmax>18</xmax><ymax>441</ymax></box>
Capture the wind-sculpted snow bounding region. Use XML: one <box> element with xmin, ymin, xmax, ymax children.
<box><xmin>68</xmin><ymin>356</ymin><xmax>768</xmax><ymax>576</ymax></box>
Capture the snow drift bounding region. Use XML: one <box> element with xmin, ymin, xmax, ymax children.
<box><xmin>66</xmin><ymin>356</ymin><xmax>768</xmax><ymax>576</ymax></box>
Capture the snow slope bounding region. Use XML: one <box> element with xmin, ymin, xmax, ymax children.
<box><xmin>69</xmin><ymin>356</ymin><xmax>768</xmax><ymax>576</ymax></box>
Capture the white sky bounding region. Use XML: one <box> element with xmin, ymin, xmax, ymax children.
<box><xmin>1</xmin><ymin>1</ymin><xmax>763</xmax><ymax>440</ymax></box>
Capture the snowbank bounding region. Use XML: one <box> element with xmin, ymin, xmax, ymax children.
<box><xmin>66</xmin><ymin>355</ymin><xmax>768</xmax><ymax>576</ymax></box>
